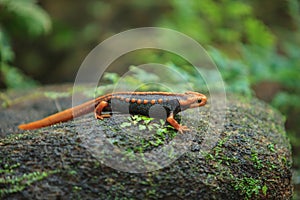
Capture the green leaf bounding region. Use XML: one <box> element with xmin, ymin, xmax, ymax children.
<box><xmin>0</xmin><ymin>29</ymin><xmax>14</xmax><ymax>62</ymax></box>
<box><xmin>120</xmin><ymin>122</ymin><xmax>132</xmax><ymax>128</ymax></box>
<box><xmin>103</xmin><ymin>72</ymin><xmax>120</xmax><ymax>84</ymax></box>
<box><xmin>0</xmin><ymin>0</ymin><xmax>52</xmax><ymax>36</ymax></box>
<box><xmin>244</xmin><ymin>18</ymin><xmax>275</xmax><ymax>47</ymax></box>
<box><xmin>0</xmin><ymin>64</ymin><xmax>37</xmax><ymax>89</ymax></box>
<box><xmin>271</xmin><ymin>92</ymin><xmax>300</xmax><ymax>112</ymax></box>
<box><xmin>262</xmin><ymin>184</ymin><xmax>268</xmax><ymax>196</ymax></box>
<box><xmin>138</xmin><ymin>124</ymin><xmax>146</xmax><ymax>130</ymax></box>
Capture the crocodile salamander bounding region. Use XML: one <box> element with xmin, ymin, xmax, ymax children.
<box><xmin>18</xmin><ymin>91</ymin><xmax>207</xmax><ymax>133</ymax></box>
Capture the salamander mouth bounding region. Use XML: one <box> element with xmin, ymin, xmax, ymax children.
<box><xmin>199</xmin><ymin>95</ymin><xmax>207</xmax><ymax>106</ymax></box>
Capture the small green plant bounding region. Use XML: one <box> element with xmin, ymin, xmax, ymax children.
<box><xmin>118</xmin><ymin>115</ymin><xmax>177</xmax><ymax>152</ymax></box>
<box><xmin>250</xmin><ymin>151</ymin><xmax>264</xmax><ymax>169</ymax></box>
<box><xmin>262</xmin><ymin>184</ymin><xmax>268</xmax><ymax>196</ymax></box>
<box><xmin>204</xmin><ymin>135</ymin><xmax>238</xmax><ymax>166</ymax></box>
<box><xmin>120</xmin><ymin>115</ymin><xmax>155</xmax><ymax>129</ymax></box>
<box><xmin>0</xmin><ymin>163</ymin><xmax>20</xmax><ymax>173</ymax></box>
<box><xmin>0</xmin><ymin>162</ymin><xmax>59</xmax><ymax>197</ymax></box>
<box><xmin>233</xmin><ymin>177</ymin><xmax>263</xmax><ymax>200</ymax></box>
<box><xmin>267</xmin><ymin>143</ymin><xmax>275</xmax><ymax>153</ymax></box>
<box><xmin>72</xmin><ymin>185</ymin><xmax>82</xmax><ymax>192</ymax></box>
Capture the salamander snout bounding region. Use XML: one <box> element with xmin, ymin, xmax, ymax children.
<box><xmin>184</xmin><ymin>92</ymin><xmax>207</xmax><ymax>108</ymax></box>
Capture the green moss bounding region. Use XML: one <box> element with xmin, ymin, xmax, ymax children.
<box><xmin>0</xmin><ymin>163</ymin><xmax>20</xmax><ymax>174</ymax></box>
<box><xmin>0</xmin><ymin>164</ymin><xmax>59</xmax><ymax>197</ymax></box>
<box><xmin>267</xmin><ymin>143</ymin><xmax>275</xmax><ymax>152</ymax></box>
<box><xmin>233</xmin><ymin>177</ymin><xmax>264</xmax><ymax>200</ymax></box>
<box><xmin>204</xmin><ymin>134</ymin><xmax>233</xmax><ymax>165</ymax></box>
<box><xmin>1</xmin><ymin>131</ymin><xmax>40</xmax><ymax>142</ymax></box>
<box><xmin>265</xmin><ymin>161</ymin><xmax>278</xmax><ymax>170</ymax></box>
<box><xmin>250</xmin><ymin>151</ymin><xmax>264</xmax><ymax>169</ymax></box>
<box><xmin>117</xmin><ymin>115</ymin><xmax>177</xmax><ymax>152</ymax></box>
<box><xmin>72</xmin><ymin>185</ymin><xmax>82</xmax><ymax>192</ymax></box>
<box><xmin>262</xmin><ymin>184</ymin><xmax>268</xmax><ymax>196</ymax></box>
<box><xmin>68</xmin><ymin>170</ymin><xmax>77</xmax><ymax>176</ymax></box>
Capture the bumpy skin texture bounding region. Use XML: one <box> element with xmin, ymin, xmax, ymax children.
<box><xmin>18</xmin><ymin>91</ymin><xmax>207</xmax><ymax>132</ymax></box>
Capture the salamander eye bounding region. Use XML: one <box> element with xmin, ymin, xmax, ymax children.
<box><xmin>197</xmin><ymin>99</ymin><xmax>202</xmax><ymax>103</ymax></box>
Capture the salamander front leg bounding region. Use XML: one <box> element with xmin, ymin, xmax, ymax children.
<box><xmin>166</xmin><ymin>112</ymin><xmax>190</xmax><ymax>134</ymax></box>
<box><xmin>94</xmin><ymin>101</ymin><xmax>111</xmax><ymax>120</ymax></box>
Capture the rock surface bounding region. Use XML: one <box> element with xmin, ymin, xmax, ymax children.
<box><xmin>0</xmin><ymin>86</ymin><xmax>293</xmax><ymax>199</ymax></box>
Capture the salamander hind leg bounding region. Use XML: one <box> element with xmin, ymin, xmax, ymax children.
<box><xmin>94</xmin><ymin>101</ymin><xmax>111</xmax><ymax>120</ymax></box>
<box><xmin>166</xmin><ymin>113</ymin><xmax>190</xmax><ymax>134</ymax></box>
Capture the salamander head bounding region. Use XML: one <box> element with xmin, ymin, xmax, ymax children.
<box><xmin>179</xmin><ymin>91</ymin><xmax>207</xmax><ymax>109</ymax></box>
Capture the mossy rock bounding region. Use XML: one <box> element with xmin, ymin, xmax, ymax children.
<box><xmin>0</xmin><ymin>86</ymin><xmax>293</xmax><ymax>199</ymax></box>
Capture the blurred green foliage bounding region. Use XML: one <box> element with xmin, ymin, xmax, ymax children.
<box><xmin>0</xmin><ymin>0</ymin><xmax>51</xmax><ymax>88</ymax></box>
<box><xmin>208</xmin><ymin>48</ymin><xmax>252</xmax><ymax>96</ymax></box>
<box><xmin>158</xmin><ymin>0</ymin><xmax>275</xmax><ymax>47</ymax></box>
<box><xmin>0</xmin><ymin>0</ymin><xmax>299</xmax><ymax>196</ymax></box>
